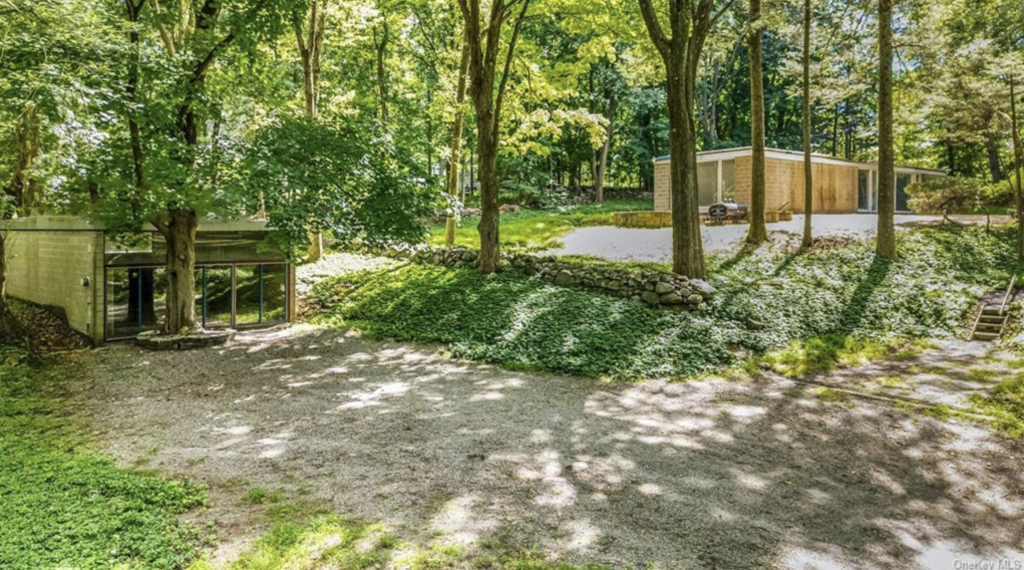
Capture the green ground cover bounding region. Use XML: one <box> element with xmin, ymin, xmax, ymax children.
<box><xmin>427</xmin><ymin>198</ymin><xmax>651</xmax><ymax>252</ymax></box>
<box><xmin>0</xmin><ymin>347</ymin><xmax>207</xmax><ymax>570</ymax></box>
<box><xmin>313</xmin><ymin>225</ymin><xmax>1017</xmax><ymax>379</ymax></box>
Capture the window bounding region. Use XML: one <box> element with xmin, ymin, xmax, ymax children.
<box><xmin>896</xmin><ymin>173</ymin><xmax>912</xmax><ymax>212</ymax></box>
<box><xmin>697</xmin><ymin>162</ymin><xmax>718</xmax><ymax>206</ymax></box>
<box><xmin>105</xmin><ymin>267</ymin><xmax>165</xmax><ymax>340</ymax></box>
<box><xmin>721</xmin><ymin>160</ymin><xmax>735</xmax><ymax>203</ymax></box>
<box><xmin>105</xmin><ymin>263</ymin><xmax>289</xmax><ymax>340</ymax></box>
<box><xmin>858</xmin><ymin>170</ymin><xmax>872</xmax><ymax>211</ymax></box>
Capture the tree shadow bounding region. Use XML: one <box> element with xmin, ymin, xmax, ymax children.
<box><xmin>836</xmin><ymin>254</ymin><xmax>893</xmax><ymax>335</ymax></box>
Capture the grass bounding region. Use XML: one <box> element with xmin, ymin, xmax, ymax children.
<box><xmin>189</xmin><ymin>489</ymin><xmax>622</xmax><ymax>570</ymax></box>
<box><xmin>312</xmin><ymin>225</ymin><xmax>1017</xmax><ymax>380</ymax></box>
<box><xmin>427</xmin><ymin>198</ymin><xmax>652</xmax><ymax>252</ymax></box>
<box><xmin>0</xmin><ymin>346</ymin><xmax>207</xmax><ymax>570</ymax></box>
<box><xmin>970</xmin><ymin>374</ymin><xmax>1024</xmax><ymax>438</ymax></box>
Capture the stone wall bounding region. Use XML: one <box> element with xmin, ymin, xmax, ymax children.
<box><xmin>383</xmin><ymin>246</ymin><xmax>716</xmax><ymax>309</ymax></box>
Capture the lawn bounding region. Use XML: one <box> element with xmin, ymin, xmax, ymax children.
<box><xmin>312</xmin><ymin>225</ymin><xmax>1017</xmax><ymax>380</ymax></box>
<box><xmin>0</xmin><ymin>347</ymin><xmax>207</xmax><ymax>570</ymax></box>
<box><xmin>427</xmin><ymin>198</ymin><xmax>651</xmax><ymax>252</ymax></box>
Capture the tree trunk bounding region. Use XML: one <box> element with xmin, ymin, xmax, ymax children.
<box><xmin>159</xmin><ymin>209</ymin><xmax>200</xmax><ymax>335</ymax></box>
<box><xmin>374</xmin><ymin>19</ymin><xmax>390</xmax><ymax>126</ymax></box>
<box><xmin>8</xmin><ymin>103</ymin><xmax>42</xmax><ymax>216</ymax></box>
<box><xmin>296</xmin><ymin>1</ymin><xmax>328</xmax><ymax>261</ymax></box>
<box><xmin>746</xmin><ymin>0</ymin><xmax>768</xmax><ymax>245</ymax></box>
<box><xmin>476</xmin><ymin>115</ymin><xmax>501</xmax><ymax>272</ymax></box>
<box><xmin>985</xmin><ymin>132</ymin><xmax>1003</xmax><ymax>184</ymax></box>
<box><xmin>801</xmin><ymin>0</ymin><xmax>813</xmax><ymax>250</ymax></box>
<box><xmin>1010</xmin><ymin>77</ymin><xmax>1024</xmax><ymax>263</ymax></box>
<box><xmin>445</xmin><ymin>41</ymin><xmax>471</xmax><ymax>247</ymax></box>
<box><xmin>594</xmin><ymin>94</ymin><xmax>617</xmax><ymax>203</ymax></box>
<box><xmin>876</xmin><ymin>0</ymin><xmax>897</xmax><ymax>261</ymax></box>
<box><xmin>666</xmin><ymin>70</ymin><xmax>707</xmax><ymax>278</ymax></box>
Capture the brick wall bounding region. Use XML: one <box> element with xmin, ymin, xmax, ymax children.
<box><xmin>4</xmin><ymin>229</ymin><xmax>104</xmax><ymax>344</ymax></box>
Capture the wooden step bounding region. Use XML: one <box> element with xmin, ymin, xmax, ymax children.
<box><xmin>973</xmin><ymin>331</ymin><xmax>1001</xmax><ymax>341</ymax></box>
<box><xmin>981</xmin><ymin>305</ymin><xmax>1007</xmax><ymax>316</ymax></box>
<box><xmin>979</xmin><ymin>314</ymin><xmax>1007</xmax><ymax>325</ymax></box>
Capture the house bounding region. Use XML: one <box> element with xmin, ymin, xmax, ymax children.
<box><xmin>1</xmin><ymin>216</ymin><xmax>296</xmax><ymax>345</ymax></box>
<box><xmin>653</xmin><ymin>147</ymin><xmax>946</xmax><ymax>216</ymax></box>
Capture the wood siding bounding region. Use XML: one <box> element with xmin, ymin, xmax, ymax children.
<box><xmin>653</xmin><ymin>153</ymin><xmax>859</xmax><ymax>214</ymax></box>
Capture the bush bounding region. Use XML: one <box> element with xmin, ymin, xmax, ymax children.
<box><xmin>906</xmin><ymin>176</ymin><xmax>1012</xmax><ymax>216</ymax></box>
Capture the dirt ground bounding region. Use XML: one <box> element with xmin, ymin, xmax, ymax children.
<box><xmin>62</xmin><ymin>328</ymin><xmax>1024</xmax><ymax>570</ymax></box>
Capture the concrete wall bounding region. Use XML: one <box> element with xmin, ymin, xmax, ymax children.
<box><xmin>4</xmin><ymin>226</ymin><xmax>104</xmax><ymax>344</ymax></box>
<box><xmin>654</xmin><ymin>160</ymin><xmax>672</xmax><ymax>212</ymax></box>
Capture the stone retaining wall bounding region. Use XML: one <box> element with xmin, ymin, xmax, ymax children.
<box><xmin>382</xmin><ymin>246</ymin><xmax>716</xmax><ymax>309</ymax></box>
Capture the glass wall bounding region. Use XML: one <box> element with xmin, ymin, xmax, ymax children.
<box><xmin>697</xmin><ymin>162</ymin><xmax>718</xmax><ymax>206</ymax></box>
<box><xmin>105</xmin><ymin>263</ymin><xmax>288</xmax><ymax>339</ymax></box>
<box><xmin>105</xmin><ymin>268</ymin><xmax>166</xmax><ymax>340</ymax></box>
<box><xmin>896</xmin><ymin>173</ymin><xmax>912</xmax><ymax>212</ymax></box>
<box><xmin>721</xmin><ymin>160</ymin><xmax>736</xmax><ymax>203</ymax></box>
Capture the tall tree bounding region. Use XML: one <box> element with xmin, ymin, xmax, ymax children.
<box><xmin>294</xmin><ymin>0</ymin><xmax>329</xmax><ymax>261</ymax></box>
<box><xmin>458</xmin><ymin>0</ymin><xmax>531</xmax><ymax>273</ymax></box>
<box><xmin>800</xmin><ymin>0</ymin><xmax>813</xmax><ymax>249</ymax></box>
<box><xmin>637</xmin><ymin>0</ymin><xmax>735</xmax><ymax>278</ymax></box>
<box><xmin>746</xmin><ymin>0</ymin><xmax>768</xmax><ymax>244</ymax></box>
<box><xmin>1010</xmin><ymin>70</ymin><xmax>1024</xmax><ymax>262</ymax></box>
<box><xmin>445</xmin><ymin>41</ymin><xmax>471</xmax><ymax>246</ymax></box>
<box><xmin>876</xmin><ymin>0</ymin><xmax>897</xmax><ymax>260</ymax></box>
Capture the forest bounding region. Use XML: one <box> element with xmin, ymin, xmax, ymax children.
<box><xmin>2</xmin><ymin>0</ymin><xmax>1024</xmax><ymax>329</ymax></box>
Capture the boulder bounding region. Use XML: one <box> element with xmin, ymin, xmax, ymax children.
<box><xmin>654</xmin><ymin>281</ymin><xmax>675</xmax><ymax>295</ymax></box>
<box><xmin>641</xmin><ymin>291</ymin><xmax>661</xmax><ymax>305</ymax></box>
<box><xmin>660</xmin><ymin>292</ymin><xmax>685</xmax><ymax>305</ymax></box>
<box><xmin>554</xmin><ymin>270</ymin><xmax>576</xmax><ymax>287</ymax></box>
<box><xmin>689</xmin><ymin>279</ymin><xmax>717</xmax><ymax>299</ymax></box>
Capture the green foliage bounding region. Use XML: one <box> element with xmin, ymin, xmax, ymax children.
<box><xmin>970</xmin><ymin>374</ymin><xmax>1024</xmax><ymax>438</ymax></box>
<box><xmin>0</xmin><ymin>347</ymin><xmax>206</xmax><ymax>570</ymax></box>
<box><xmin>246</xmin><ymin>118</ymin><xmax>438</xmax><ymax>258</ymax></box>
<box><xmin>314</xmin><ymin>226</ymin><xmax>1016</xmax><ymax>379</ymax></box>
<box><xmin>427</xmin><ymin>199</ymin><xmax>652</xmax><ymax>252</ymax></box>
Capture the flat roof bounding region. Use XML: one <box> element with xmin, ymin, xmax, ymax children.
<box><xmin>0</xmin><ymin>215</ymin><xmax>271</xmax><ymax>232</ymax></box>
<box><xmin>654</xmin><ymin>147</ymin><xmax>947</xmax><ymax>174</ymax></box>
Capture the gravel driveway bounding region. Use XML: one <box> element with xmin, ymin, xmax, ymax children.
<box><xmin>66</xmin><ymin>328</ymin><xmax>1024</xmax><ymax>570</ymax></box>
<box><xmin>552</xmin><ymin>214</ymin><xmax>1002</xmax><ymax>262</ymax></box>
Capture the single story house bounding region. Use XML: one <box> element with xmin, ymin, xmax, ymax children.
<box><xmin>653</xmin><ymin>147</ymin><xmax>946</xmax><ymax>215</ymax></box>
<box><xmin>1</xmin><ymin>216</ymin><xmax>296</xmax><ymax>345</ymax></box>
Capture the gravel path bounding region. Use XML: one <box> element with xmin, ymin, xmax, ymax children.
<box><xmin>65</xmin><ymin>328</ymin><xmax>1024</xmax><ymax>570</ymax></box>
<box><xmin>552</xmin><ymin>214</ymin><xmax>1003</xmax><ymax>262</ymax></box>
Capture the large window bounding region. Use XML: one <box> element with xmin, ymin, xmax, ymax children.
<box><xmin>105</xmin><ymin>263</ymin><xmax>288</xmax><ymax>340</ymax></box>
<box><xmin>105</xmin><ymin>268</ymin><xmax>166</xmax><ymax>340</ymax></box>
<box><xmin>721</xmin><ymin>160</ymin><xmax>735</xmax><ymax>203</ymax></box>
<box><xmin>896</xmin><ymin>173</ymin><xmax>913</xmax><ymax>212</ymax></box>
<box><xmin>697</xmin><ymin>162</ymin><xmax>718</xmax><ymax>206</ymax></box>
<box><xmin>858</xmin><ymin>170</ymin><xmax>873</xmax><ymax>211</ymax></box>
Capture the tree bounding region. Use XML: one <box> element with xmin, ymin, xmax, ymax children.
<box><xmin>746</xmin><ymin>0</ymin><xmax>768</xmax><ymax>245</ymax></box>
<box><xmin>800</xmin><ymin>0</ymin><xmax>813</xmax><ymax>249</ymax></box>
<box><xmin>458</xmin><ymin>0</ymin><xmax>531</xmax><ymax>273</ymax></box>
<box><xmin>876</xmin><ymin>0</ymin><xmax>897</xmax><ymax>261</ymax></box>
<box><xmin>445</xmin><ymin>42</ymin><xmax>471</xmax><ymax>246</ymax></box>
<box><xmin>637</xmin><ymin>0</ymin><xmax>736</xmax><ymax>278</ymax></box>
<box><xmin>293</xmin><ymin>0</ymin><xmax>330</xmax><ymax>261</ymax></box>
<box><xmin>1010</xmin><ymin>68</ymin><xmax>1024</xmax><ymax>262</ymax></box>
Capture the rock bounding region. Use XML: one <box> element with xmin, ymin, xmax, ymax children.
<box><xmin>690</xmin><ymin>279</ymin><xmax>717</xmax><ymax>299</ymax></box>
<box><xmin>745</xmin><ymin>316</ymin><xmax>765</xmax><ymax>331</ymax></box>
<box><xmin>554</xmin><ymin>270</ymin><xmax>576</xmax><ymax>287</ymax></box>
<box><xmin>607</xmin><ymin>280</ymin><xmax>622</xmax><ymax>291</ymax></box>
<box><xmin>660</xmin><ymin>292</ymin><xmax>685</xmax><ymax>305</ymax></box>
<box><xmin>687</xmin><ymin>294</ymin><xmax>703</xmax><ymax>305</ymax></box>
<box><xmin>654</xmin><ymin>282</ymin><xmax>675</xmax><ymax>295</ymax></box>
<box><xmin>461</xmin><ymin>250</ymin><xmax>477</xmax><ymax>262</ymax></box>
<box><xmin>641</xmin><ymin>291</ymin><xmax>661</xmax><ymax>305</ymax></box>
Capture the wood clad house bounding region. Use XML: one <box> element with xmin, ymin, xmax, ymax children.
<box><xmin>653</xmin><ymin>147</ymin><xmax>946</xmax><ymax>215</ymax></box>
